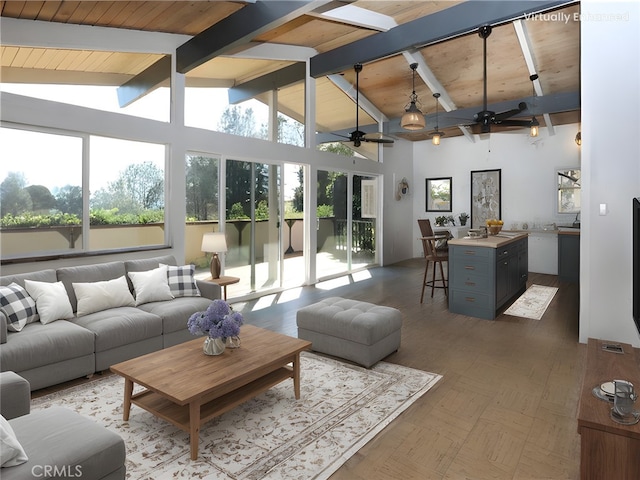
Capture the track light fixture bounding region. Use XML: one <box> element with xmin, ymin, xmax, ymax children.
<box><xmin>401</xmin><ymin>63</ymin><xmax>426</xmax><ymax>130</ymax></box>
<box><xmin>431</xmin><ymin>93</ymin><xmax>445</xmax><ymax>145</ymax></box>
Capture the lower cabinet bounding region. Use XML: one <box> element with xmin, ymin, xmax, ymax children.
<box><xmin>558</xmin><ymin>232</ymin><xmax>580</xmax><ymax>282</ymax></box>
<box><xmin>449</xmin><ymin>237</ymin><xmax>528</xmax><ymax>320</ymax></box>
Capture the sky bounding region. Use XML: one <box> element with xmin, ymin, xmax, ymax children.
<box><xmin>1</xmin><ymin>84</ymin><xmax>298</xmax><ymax>200</ymax></box>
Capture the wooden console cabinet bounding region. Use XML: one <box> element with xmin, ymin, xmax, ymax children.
<box><xmin>577</xmin><ymin>338</ymin><xmax>640</xmax><ymax>479</ymax></box>
<box><xmin>448</xmin><ymin>233</ymin><xmax>528</xmax><ymax>320</ymax></box>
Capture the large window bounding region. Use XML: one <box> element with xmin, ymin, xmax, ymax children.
<box><xmin>185</xmin><ymin>154</ymin><xmax>221</xmax><ymax>268</ymax></box>
<box><xmin>0</xmin><ymin>126</ymin><xmax>83</xmax><ymax>259</ymax></box>
<box><xmin>0</xmin><ymin>126</ymin><xmax>167</xmax><ymax>259</ymax></box>
<box><xmin>88</xmin><ymin>136</ymin><xmax>166</xmax><ymax>250</ymax></box>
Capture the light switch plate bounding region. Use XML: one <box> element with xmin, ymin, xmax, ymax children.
<box><xmin>599</xmin><ymin>203</ymin><xmax>607</xmax><ymax>215</ymax></box>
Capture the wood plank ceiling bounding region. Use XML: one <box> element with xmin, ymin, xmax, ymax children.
<box><xmin>0</xmin><ymin>1</ymin><xmax>581</xmax><ymax>141</ymax></box>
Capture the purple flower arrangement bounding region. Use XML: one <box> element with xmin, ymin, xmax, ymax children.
<box><xmin>187</xmin><ymin>299</ymin><xmax>243</xmax><ymax>339</ymax></box>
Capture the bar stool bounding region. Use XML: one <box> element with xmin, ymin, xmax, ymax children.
<box><xmin>418</xmin><ymin>219</ymin><xmax>449</xmax><ymax>302</ymax></box>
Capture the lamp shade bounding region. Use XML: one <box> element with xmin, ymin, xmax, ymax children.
<box><xmin>401</xmin><ymin>104</ymin><xmax>426</xmax><ymax>130</ymax></box>
<box><xmin>201</xmin><ymin>232</ymin><xmax>227</xmax><ymax>253</ymax></box>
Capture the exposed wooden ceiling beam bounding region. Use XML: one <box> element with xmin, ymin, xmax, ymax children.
<box><xmin>307</xmin><ymin>4</ymin><xmax>396</xmax><ymax>32</ymax></box>
<box><xmin>310</xmin><ymin>0</ymin><xmax>575</xmax><ymax>78</ymax></box>
<box><xmin>513</xmin><ymin>19</ymin><xmax>555</xmax><ymax>135</ymax></box>
<box><xmin>327</xmin><ymin>72</ymin><xmax>388</xmax><ymax>123</ymax></box>
<box><xmin>228</xmin><ymin>63</ymin><xmax>306</xmax><ymax>104</ymax></box>
<box><xmin>117</xmin><ymin>56</ymin><xmax>171</xmax><ymax>108</ymax></box>
<box><xmin>176</xmin><ymin>0</ymin><xmax>334</xmax><ymax>74</ymax></box>
<box><xmin>401</xmin><ymin>50</ymin><xmax>475</xmax><ymax>143</ymax></box>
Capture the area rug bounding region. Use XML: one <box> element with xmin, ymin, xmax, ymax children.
<box><xmin>31</xmin><ymin>352</ymin><xmax>441</xmax><ymax>480</ymax></box>
<box><xmin>504</xmin><ymin>284</ymin><xmax>559</xmax><ymax>320</ymax></box>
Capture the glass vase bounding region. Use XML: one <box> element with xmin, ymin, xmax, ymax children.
<box><xmin>203</xmin><ymin>337</ymin><xmax>225</xmax><ymax>356</ymax></box>
<box><xmin>225</xmin><ymin>336</ymin><xmax>241</xmax><ymax>349</ymax></box>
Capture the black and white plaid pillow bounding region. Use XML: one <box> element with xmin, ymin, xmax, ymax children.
<box><xmin>0</xmin><ymin>283</ymin><xmax>39</xmax><ymax>332</ymax></box>
<box><xmin>163</xmin><ymin>264</ymin><xmax>201</xmax><ymax>298</ymax></box>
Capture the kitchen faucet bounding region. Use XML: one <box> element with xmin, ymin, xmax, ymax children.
<box><xmin>573</xmin><ymin>211</ymin><xmax>581</xmax><ymax>227</ymax></box>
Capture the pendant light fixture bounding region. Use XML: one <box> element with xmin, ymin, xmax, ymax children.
<box><xmin>401</xmin><ymin>63</ymin><xmax>426</xmax><ymax>130</ymax></box>
<box><xmin>529</xmin><ymin>74</ymin><xmax>539</xmax><ymax>137</ymax></box>
<box><xmin>431</xmin><ymin>93</ymin><xmax>445</xmax><ymax>145</ymax></box>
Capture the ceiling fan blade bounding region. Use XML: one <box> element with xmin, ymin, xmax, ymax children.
<box><xmin>493</xmin><ymin>102</ymin><xmax>527</xmax><ymax>122</ymax></box>
<box><xmin>495</xmin><ymin>119</ymin><xmax>533</xmax><ymax>127</ymax></box>
<box><xmin>363</xmin><ymin>132</ymin><xmax>395</xmax><ymax>144</ymax></box>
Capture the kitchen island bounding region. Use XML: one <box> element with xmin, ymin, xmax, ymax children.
<box><xmin>448</xmin><ymin>233</ymin><xmax>529</xmax><ymax>320</ymax></box>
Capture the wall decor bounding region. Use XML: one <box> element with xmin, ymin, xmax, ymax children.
<box><xmin>557</xmin><ymin>168</ymin><xmax>581</xmax><ymax>214</ymax></box>
<box><xmin>470</xmin><ymin>169</ymin><xmax>501</xmax><ymax>228</ymax></box>
<box><xmin>425</xmin><ymin>177</ymin><xmax>452</xmax><ymax>212</ymax></box>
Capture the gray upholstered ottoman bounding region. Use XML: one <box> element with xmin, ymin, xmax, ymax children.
<box><xmin>296</xmin><ymin>297</ymin><xmax>402</xmax><ymax>367</ymax></box>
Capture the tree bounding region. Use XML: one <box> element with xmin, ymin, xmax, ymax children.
<box><xmin>186</xmin><ymin>156</ymin><xmax>218</xmax><ymax>220</ymax></box>
<box><xmin>55</xmin><ymin>185</ymin><xmax>83</xmax><ymax>216</ymax></box>
<box><xmin>0</xmin><ymin>172</ymin><xmax>32</xmax><ymax>217</ymax></box>
<box><xmin>25</xmin><ymin>185</ymin><xmax>56</xmax><ymax>213</ymax></box>
<box><xmin>218</xmin><ymin>105</ymin><xmax>266</xmax><ymax>139</ymax></box>
<box><xmin>91</xmin><ymin>161</ymin><xmax>164</xmax><ymax>214</ymax></box>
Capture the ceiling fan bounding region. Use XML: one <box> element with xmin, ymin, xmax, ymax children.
<box><xmin>463</xmin><ymin>25</ymin><xmax>533</xmax><ymax>134</ymax></box>
<box><xmin>339</xmin><ymin>63</ymin><xmax>394</xmax><ymax>147</ymax></box>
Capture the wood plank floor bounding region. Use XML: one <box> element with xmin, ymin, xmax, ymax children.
<box><xmin>236</xmin><ymin>258</ymin><xmax>584</xmax><ymax>480</ymax></box>
<box><xmin>33</xmin><ymin>258</ymin><xmax>584</xmax><ymax>479</ymax></box>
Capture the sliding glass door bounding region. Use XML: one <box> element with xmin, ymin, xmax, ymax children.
<box><xmin>225</xmin><ymin>160</ymin><xmax>281</xmax><ymax>296</ymax></box>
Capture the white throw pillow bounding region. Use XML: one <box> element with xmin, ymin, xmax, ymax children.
<box><xmin>23</xmin><ymin>280</ymin><xmax>73</xmax><ymax>325</ymax></box>
<box><xmin>128</xmin><ymin>265</ymin><xmax>174</xmax><ymax>306</ymax></box>
<box><xmin>0</xmin><ymin>414</ymin><xmax>28</xmax><ymax>467</ymax></box>
<box><xmin>72</xmin><ymin>276</ymin><xmax>136</xmax><ymax>317</ymax></box>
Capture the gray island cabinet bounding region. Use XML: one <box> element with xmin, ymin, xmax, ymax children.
<box><xmin>448</xmin><ymin>233</ymin><xmax>529</xmax><ymax>320</ymax></box>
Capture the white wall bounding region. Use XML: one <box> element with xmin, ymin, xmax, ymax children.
<box><xmin>381</xmin><ymin>139</ymin><xmax>415</xmax><ymax>265</ymax></box>
<box><xmin>580</xmin><ymin>1</ymin><xmax>640</xmax><ymax>347</ymax></box>
<box><xmin>410</xmin><ymin>125</ymin><xmax>581</xmax><ymax>258</ymax></box>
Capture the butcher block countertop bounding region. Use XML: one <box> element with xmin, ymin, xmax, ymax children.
<box><xmin>447</xmin><ymin>232</ymin><xmax>529</xmax><ymax>248</ymax></box>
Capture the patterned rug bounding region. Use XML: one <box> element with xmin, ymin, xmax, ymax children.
<box><xmin>31</xmin><ymin>352</ymin><xmax>441</xmax><ymax>480</ymax></box>
<box><xmin>504</xmin><ymin>284</ymin><xmax>559</xmax><ymax>320</ymax></box>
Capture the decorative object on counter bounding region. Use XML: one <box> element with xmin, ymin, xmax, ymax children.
<box><xmin>458</xmin><ymin>212</ymin><xmax>469</xmax><ymax>226</ymax></box>
<box><xmin>435</xmin><ymin>215</ymin><xmax>456</xmax><ymax>227</ymax></box>
<box><xmin>486</xmin><ymin>218</ymin><xmax>504</xmax><ymax>235</ymax></box>
<box><xmin>187</xmin><ymin>299</ymin><xmax>243</xmax><ymax>356</ymax></box>
<box><xmin>425</xmin><ymin>177</ymin><xmax>452</xmax><ymax>212</ymax></box>
<box><xmin>610</xmin><ymin>380</ymin><xmax>639</xmax><ymax>425</ymax></box>
<box><xmin>522</xmin><ymin>222</ymin><xmax>529</xmax><ymax>230</ymax></box>
<box><xmin>470</xmin><ymin>169</ymin><xmax>501</xmax><ymax>228</ymax></box>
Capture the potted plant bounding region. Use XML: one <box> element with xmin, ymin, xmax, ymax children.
<box><xmin>188</xmin><ymin>299</ymin><xmax>244</xmax><ymax>355</ymax></box>
<box><xmin>458</xmin><ymin>212</ymin><xmax>469</xmax><ymax>226</ymax></box>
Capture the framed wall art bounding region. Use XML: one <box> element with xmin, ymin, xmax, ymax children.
<box><xmin>470</xmin><ymin>169</ymin><xmax>501</xmax><ymax>228</ymax></box>
<box><xmin>425</xmin><ymin>177</ymin><xmax>452</xmax><ymax>212</ymax></box>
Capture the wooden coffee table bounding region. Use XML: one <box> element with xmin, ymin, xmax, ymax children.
<box><xmin>110</xmin><ymin>324</ymin><xmax>311</xmax><ymax>460</ymax></box>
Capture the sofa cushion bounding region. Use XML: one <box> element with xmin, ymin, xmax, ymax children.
<box><xmin>128</xmin><ymin>266</ymin><xmax>174</xmax><ymax>306</ymax></box>
<box><xmin>0</xmin><ymin>321</ymin><xmax>95</xmax><ymax>373</ymax></box>
<box><xmin>57</xmin><ymin>261</ymin><xmax>127</xmax><ymax>312</ymax></box>
<box><xmin>0</xmin><ymin>270</ymin><xmax>57</xmax><ymax>289</ymax></box>
<box><xmin>0</xmin><ymin>414</ymin><xmax>28</xmax><ymax>467</ymax></box>
<box><xmin>23</xmin><ymin>280</ymin><xmax>73</xmax><ymax>325</ymax></box>
<box><xmin>163</xmin><ymin>264</ymin><xmax>201</xmax><ymax>297</ymax></box>
<box><xmin>0</xmin><ymin>284</ymin><xmax>38</xmax><ymax>332</ymax></box>
<box><xmin>5</xmin><ymin>407</ymin><xmax>125</xmax><ymax>480</ymax></box>
<box><xmin>138</xmin><ymin>296</ymin><xmax>214</xmax><ymax>334</ymax></box>
<box><xmin>71</xmin><ymin>307</ymin><xmax>162</xmax><ymax>352</ymax></box>
<box><xmin>72</xmin><ymin>276</ymin><xmax>135</xmax><ymax>317</ymax></box>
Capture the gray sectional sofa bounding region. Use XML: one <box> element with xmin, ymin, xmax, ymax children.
<box><xmin>0</xmin><ymin>255</ymin><xmax>221</xmax><ymax>391</ymax></box>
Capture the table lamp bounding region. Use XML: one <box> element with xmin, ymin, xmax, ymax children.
<box><xmin>201</xmin><ymin>232</ymin><xmax>227</xmax><ymax>279</ymax></box>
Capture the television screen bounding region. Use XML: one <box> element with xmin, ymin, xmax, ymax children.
<box><xmin>634</xmin><ymin>197</ymin><xmax>640</xmax><ymax>334</ymax></box>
